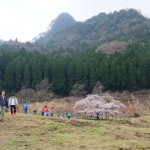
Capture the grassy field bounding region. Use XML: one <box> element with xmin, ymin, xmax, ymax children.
<box><xmin>0</xmin><ymin>113</ymin><xmax>150</xmax><ymax>150</ymax></box>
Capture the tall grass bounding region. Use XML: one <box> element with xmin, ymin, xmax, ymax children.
<box><xmin>17</xmin><ymin>90</ymin><xmax>150</xmax><ymax>117</ymax></box>
<box><xmin>18</xmin><ymin>97</ymin><xmax>79</xmax><ymax>115</ymax></box>
<box><xmin>127</xmin><ymin>99</ymin><xmax>150</xmax><ymax>115</ymax></box>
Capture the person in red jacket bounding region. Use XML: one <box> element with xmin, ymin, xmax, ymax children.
<box><xmin>42</xmin><ymin>105</ymin><xmax>49</xmax><ymax>116</ymax></box>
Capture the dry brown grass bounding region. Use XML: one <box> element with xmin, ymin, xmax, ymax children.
<box><xmin>111</xmin><ymin>90</ymin><xmax>150</xmax><ymax>116</ymax></box>
<box><xmin>17</xmin><ymin>90</ymin><xmax>150</xmax><ymax>117</ymax></box>
<box><xmin>126</xmin><ymin>99</ymin><xmax>150</xmax><ymax>115</ymax></box>
<box><xmin>18</xmin><ymin>97</ymin><xmax>79</xmax><ymax>115</ymax></box>
<box><xmin>96</xmin><ymin>41</ymin><xmax>128</xmax><ymax>53</ymax></box>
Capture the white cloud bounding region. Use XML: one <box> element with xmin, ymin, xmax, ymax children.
<box><xmin>0</xmin><ymin>0</ymin><xmax>149</xmax><ymax>42</ymax></box>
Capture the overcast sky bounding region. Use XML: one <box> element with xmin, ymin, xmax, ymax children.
<box><xmin>0</xmin><ymin>0</ymin><xmax>150</xmax><ymax>42</ymax></box>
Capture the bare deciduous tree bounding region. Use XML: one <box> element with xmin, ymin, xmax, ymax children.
<box><xmin>70</xmin><ymin>83</ymin><xmax>87</xmax><ymax>97</ymax></box>
<box><xmin>92</xmin><ymin>81</ymin><xmax>104</xmax><ymax>95</ymax></box>
<box><xmin>35</xmin><ymin>78</ymin><xmax>51</xmax><ymax>92</ymax></box>
<box><xmin>36</xmin><ymin>78</ymin><xmax>54</xmax><ymax>101</ymax></box>
<box><xmin>17</xmin><ymin>87</ymin><xmax>36</xmax><ymax>102</ymax></box>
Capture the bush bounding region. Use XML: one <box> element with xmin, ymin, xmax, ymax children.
<box><xmin>35</xmin><ymin>78</ymin><xmax>51</xmax><ymax>92</ymax></box>
<box><xmin>70</xmin><ymin>84</ymin><xmax>87</xmax><ymax>97</ymax></box>
<box><xmin>17</xmin><ymin>87</ymin><xmax>36</xmax><ymax>102</ymax></box>
<box><xmin>92</xmin><ymin>81</ymin><xmax>104</xmax><ymax>95</ymax></box>
<box><xmin>36</xmin><ymin>78</ymin><xmax>54</xmax><ymax>101</ymax></box>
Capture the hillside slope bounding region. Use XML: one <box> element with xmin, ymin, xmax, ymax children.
<box><xmin>0</xmin><ymin>113</ymin><xmax>150</xmax><ymax>150</ymax></box>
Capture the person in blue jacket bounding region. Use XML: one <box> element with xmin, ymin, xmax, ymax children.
<box><xmin>23</xmin><ymin>102</ymin><xmax>28</xmax><ymax>114</ymax></box>
<box><xmin>67</xmin><ymin>112</ymin><xmax>71</xmax><ymax>119</ymax></box>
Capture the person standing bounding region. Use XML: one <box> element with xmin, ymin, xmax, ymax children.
<box><xmin>23</xmin><ymin>102</ymin><xmax>28</xmax><ymax>114</ymax></box>
<box><xmin>0</xmin><ymin>91</ymin><xmax>8</xmax><ymax>121</ymax></box>
<box><xmin>9</xmin><ymin>94</ymin><xmax>18</xmax><ymax>115</ymax></box>
<box><xmin>67</xmin><ymin>112</ymin><xmax>71</xmax><ymax>119</ymax></box>
<box><xmin>33</xmin><ymin>108</ymin><xmax>37</xmax><ymax>115</ymax></box>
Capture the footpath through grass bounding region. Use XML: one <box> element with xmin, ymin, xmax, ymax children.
<box><xmin>0</xmin><ymin>113</ymin><xmax>150</xmax><ymax>150</ymax></box>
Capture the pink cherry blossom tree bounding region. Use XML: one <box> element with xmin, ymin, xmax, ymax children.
<box><xmin>73</xmin><ymin>93</ymin><xmax>126</xmax><ymax>119</ymax></box>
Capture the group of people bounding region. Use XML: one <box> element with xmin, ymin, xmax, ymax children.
<box><xmin>41</xmin><ymin>105</ymin><xmax>72</xmax><ymax>119</ymax></box>
<box><xmin>0</xmin><ymin>90</ymin><xmax>72</xmax><ymax>122</ymax></box>
<box><xmin>0</xmin><ymin>91</ymin><xmax>18</xmax><ymax>121</ymax></box>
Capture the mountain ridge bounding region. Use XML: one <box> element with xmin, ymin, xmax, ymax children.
<box><xmin>35</xmin><ymin>9</ymin><xmax>150</xmax><ymax>54</ymax></box>
<box><xmin>34</xmin><ymin>12</ymin><xmax>77</xmax><ymax>44</ymax></box>
<box><xmin>0</xmin><ymin>9</ymin><xmax>150</xmax><ymax>54</ymax></box>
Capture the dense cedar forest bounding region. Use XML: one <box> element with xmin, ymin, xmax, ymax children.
<box><xmin>0</xmin><ymin>43</ymin><xmax>150</xmax><ymax>96</ymax></box>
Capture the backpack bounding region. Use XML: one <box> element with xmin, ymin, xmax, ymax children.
<box><xmin>23</xmin><ymin>103</ymin><xmax>28</xmax><ymax>110</ymax></box>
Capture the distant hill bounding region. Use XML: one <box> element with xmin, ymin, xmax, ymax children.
<box><xmin>0</xmin><ymin>40</ymin><xmax>4</xmax><ymax>46</ymax></box>
<box><xmin>0</xmin><ymin>13</ymin><xmax>77</xmax><ymax>54</ymax></box>
<box><xmin>33</xmin><ymin>12</ymin><xmax>77</xmax><ymax>44</ymax></box>
<box><xmin>1</xmin><ymin>9</ymin><xmax>150</xmax><ymax>54</ymax></box>
<box><xmin>34</xmin><ymin>9</ymin><xmax>150</xmax><ymax>54</ymax></box>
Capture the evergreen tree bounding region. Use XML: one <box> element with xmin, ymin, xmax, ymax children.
<box><xmin>15</xmin><ymin>61</ymin><xmax>22</xmax><ymax>91</ymax></box>
<box><xmin>4</xmin><ymin>62</ymin><xmax>15</xmax><ymax>91</ymax></box>
<box><xmin>52</xmin><ymin>59</ymin><xmax>67</xmax><ymax>95</ymax></box>
<box><xmin>24</xmin><ymin>64</ymin><xmax>32</xmax><ymax>88</ymax></box>
<box><xmin>32</xmin><ymin>61</ymin><xmax>42</xmax><ymax>88</ymax></box>
<box><xmin>66</xmin><ymin>59</ymin><xmax>76</xmax><ymax>92</ymax></box>
<box><xmin>44</xmin><ymin>61</ymin><xmax>52</xmax><ymax>83</ymax></box>
<box><xmin>128</xmin><ymin>63</ymin><xmax>137</xmax><ymax>90</ymax></box>
<box><xmin>120</xmin><ymin>62</ymin><xmax>128</xmax><ymax>90</ymax></box>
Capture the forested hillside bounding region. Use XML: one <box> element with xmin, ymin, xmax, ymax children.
<box><xmin>0</xmin><ymin>10</ymin><xmax>150</xmax><ymax>96</ymax></box>
<box><xmin>35</xmin><ymin>9</ymin><xmax>150</xmax><ymax>54</ymax></box>
<box><xmin>0</xmin><ymin>43</ymin><xmax>150</xmax><ymax>96</ymax></box>
<box><xmin>34</xmin><ymin>12</ymin><xmax>76</xmax><ymax>44</ymax></box>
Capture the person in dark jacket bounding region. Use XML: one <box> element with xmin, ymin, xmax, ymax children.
<box><xmin>0</xmin><ymin>91</ymin><xmax>8</xmax><ymax>121</ymax></box>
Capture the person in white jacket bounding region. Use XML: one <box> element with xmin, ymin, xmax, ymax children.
<box><xmin>9</xmin><ymin>94</ymin><xmax>18</xmax><ymax>115</ymax></box>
